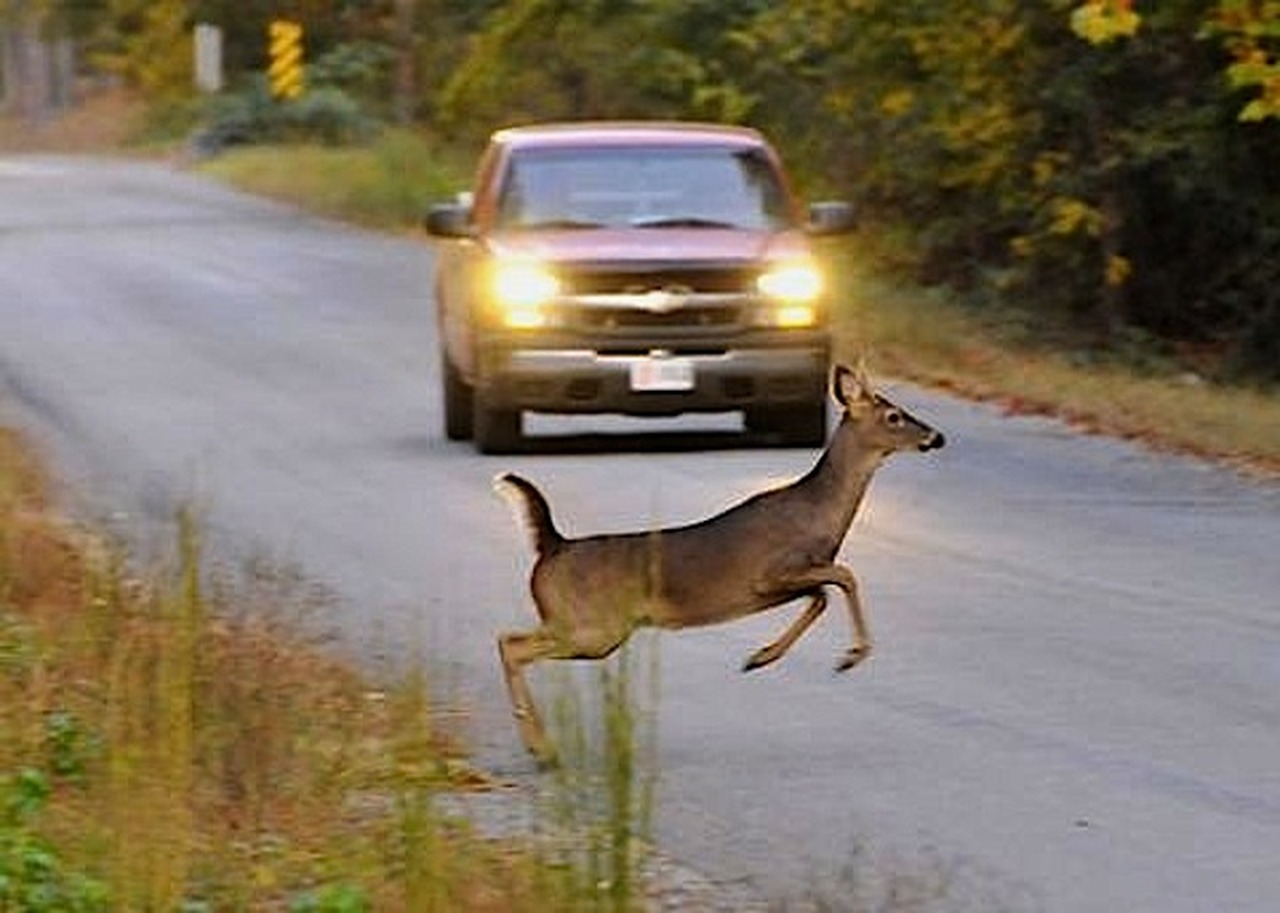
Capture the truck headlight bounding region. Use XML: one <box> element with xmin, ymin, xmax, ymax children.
<box><xmin>756</xmin><ymin>262</ymin><xmax>822</xmax><ymax>327</ymax></box>
<box><xmin>772</xmin><ymin>304</ymin><xmax>819</xmax><ymax>328</ymax></box>
<box><xmin>757</xmin><ymin>263</ymin><xmax>822</xmax><ymax>303</ymax></box>
<box><xmin>492</xmin><ymin>261</ymin><xmax>560</xmax><ymax>328</ymax></box>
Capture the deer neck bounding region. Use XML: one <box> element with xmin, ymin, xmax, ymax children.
<box><xmin>800</xmin><ymin>420</ymin><xmax>887</xmax><ymax>536</ymax></box>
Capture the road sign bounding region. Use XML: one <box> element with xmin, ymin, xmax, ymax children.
<box><xmin>268</xmin><ymin>20</ymin><xmax>304</xmax><ymax>100</ymax></box>
<box><xmin>194</xmin><ymin>23</ymin><xmax>223</xmax><ymax>93</ymax></box>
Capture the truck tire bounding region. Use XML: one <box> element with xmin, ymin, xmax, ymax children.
<box><xmin>746</xmin><ymin>401</ymin><xmax>827</xmax><ymax>447</ymax></box>
<box><xmin>442</xmin><ymin>353</ymin><xmax>473</xmax><ymax>441</ymax></box>
<box><xmin>473</xmin><ymin>397</ymin><xmax>522</xmax><ymax>454</ymax></box>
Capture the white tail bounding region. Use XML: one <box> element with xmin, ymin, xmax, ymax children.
<box><xmin>497</xmin><ymin>363</ymin><xmax>945</xmax><ymax>764</ymax></box>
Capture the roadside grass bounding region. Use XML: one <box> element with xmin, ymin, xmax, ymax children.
<box><xmin>0</xmin><ymin>89</ymin><xmax>148</xmax><ymax>154</ymax></box>
<box><xmin>0</xmin><ymin>427</ymin><xmax>655</xmax><ymax>910</ymax></box>
<box><xmin>197</xmin><ymin>129</ymin><xmax>473</xmax><ymax>230</ymax></box>
<box><xmin>837</xmin><ymin>266</ymin><xmax>1280</xmax><ymax>475</ymax></box>
<box><xmin>196</xmin><ymin>134</ymin><xmax>1279</xmax><ymax>476</ymax></box>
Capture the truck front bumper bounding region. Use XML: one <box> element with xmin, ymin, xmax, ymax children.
<box><xmin>476</xmin><ymin>335</ymin><xmax>830</xmax><ymax>417</ymax></box>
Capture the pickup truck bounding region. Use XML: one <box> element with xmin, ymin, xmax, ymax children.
<box><xmin>424</xmin><ymin>121</ymin><xmax>854</xmax><ymax>453</ymax></box>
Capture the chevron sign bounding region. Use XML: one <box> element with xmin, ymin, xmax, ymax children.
<box><xmin>268</xmin><ymin>20</ymin><xmax>304</xmax><ymax>100</ymax></box>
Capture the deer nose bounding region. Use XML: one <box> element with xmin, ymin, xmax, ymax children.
<box><xmin>919</xmin><ymin>431</ymin><xmax>946</xmax><ymax>451</ymax></box>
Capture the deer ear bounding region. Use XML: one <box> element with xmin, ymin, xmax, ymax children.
<box><xmin>831</xmin><ymin>363</ymin><xmax>871</xmax><ymax>407</ymax></box>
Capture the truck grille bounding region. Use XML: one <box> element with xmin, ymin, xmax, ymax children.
<box><xmin>576</xmin><ymin>305</ymin><xmax>738</xmax><ymax>329</ymax></box>
<box><xmin>567</xmin><ymin>267</ymin><xmax>751</xmax><ymax>295</ymax></box>
<box><xmin>556</xmin><ymin>264</ymin><xmax>755</xmax><ymax>335</ymax></box>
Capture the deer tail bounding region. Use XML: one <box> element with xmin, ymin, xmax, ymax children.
<box><xmin>495</xmin><ymin>473</ymin><xmax>563</xmax><ymax>556</ymax></box>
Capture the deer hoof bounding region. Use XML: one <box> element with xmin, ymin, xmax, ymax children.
<box><xmin>520</xmin><ymin>733</ymin><xmax>559</xmax><ymax>768</ymax></box>
<box><xmin>742</xmin><ymin>648</ymin><xmax>777</xmax><ymax>672</ymax></box>
<box><xmin>836</xmin><ymin>648</ymin><xmax>870</xmax><ymax>673</ymax></box>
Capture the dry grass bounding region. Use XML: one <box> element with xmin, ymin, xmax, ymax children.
<box><xmin>0</xmin><ymin>428</ymin><xmax>647</xmax><ymax>911</ymax></box>
<box><xmin>837</xmin><ymin>268</ymin><xmax>1280</xmax><ymax>477</ymax></box>
<box><xmin>0</xmin><ymin>88</ymin><xmax>149</xmax><ymax>154</ymax></box>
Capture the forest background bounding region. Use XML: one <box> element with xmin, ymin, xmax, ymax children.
<box><xmin>3</xmin><ymin>0</ymin><xmax>1279</xmax><ymax>384</ymax></box>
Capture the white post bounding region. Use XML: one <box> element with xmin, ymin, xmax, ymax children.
<box><xmin>194</xmin><ymin>23</ymin><xmax>223</xmax><ymax>93</ymax></box>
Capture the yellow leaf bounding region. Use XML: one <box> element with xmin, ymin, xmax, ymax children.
<box><xmin>880</xmin><ymin>88</ymin><xmax>915</xmax><ymax>117</ymax></box>
<box><xmin>1049</xmin><ymin>197</ymin><xmax>1102</xmax><ymax>236</ymax></box>
<box><xmin>1071</xmin><ymin>2</ymin><xmax>1141</xmax><ymax>45</ymax></box>
<box><xmin>1106</xmin><ymin>255</ymin><xmax>1132</xmax><ymax>287</ymax></box>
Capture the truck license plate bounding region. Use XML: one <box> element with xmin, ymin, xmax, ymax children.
<box><xmin>630</xmin><ymin>356</ymin><xmax>694</xmax><ymax>392</ymax></box>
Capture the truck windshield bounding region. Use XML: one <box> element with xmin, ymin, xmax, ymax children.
<box><xmin>495</xmin><ymin>146</ymin><xmax>792</xmax><ymax>231</ymax></box>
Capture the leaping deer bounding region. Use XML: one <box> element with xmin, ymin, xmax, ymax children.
<box><xmin>496</xmin><ymin>363</ymin><xmax>946</xmax><ymax>763</ymax></box>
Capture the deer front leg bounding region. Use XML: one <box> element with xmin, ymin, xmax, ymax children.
<box><xmin>761</xmin><ymin>565</ymin><xmax>869</xmax><ymax>673</ymax></box>
<box><xmin>828</xmin><ymin>564</ymin><xmax>871</xmax><ymax>672</ymax></box>
<box><xmin>498</xmin><ymin>629</ymin><xmax>560</xmax><ymax>766</ymax></box>
<box><xmin>742</xmin><ymin>591</ymin><xmax>827</xmax><ymax>672</ymax></box>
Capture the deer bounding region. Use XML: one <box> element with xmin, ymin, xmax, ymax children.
<box><xmin>495</xmin><ymin>363</ymin><xmax>945</xmax><ymax>764</ymax></box>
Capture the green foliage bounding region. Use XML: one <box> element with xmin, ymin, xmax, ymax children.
<box><xmin>434</xmin><ymin>0</ymin><xmax>764</xmax><ymax>137</ymax></box>
<box><xmin>44</xmin><ymin>0</ymin><xmax>1280</xmax><ymax>375</ymax></box>
<box><xmin>421</xmin><ymin>0</ymin><xmax>1280</xmax><ymax>381</ymax></box>
<box><xmin>43</xmin><ymin>710</ymin><xmax>94</xmax><ymax>782</ymax></box>
<box><xmin>1209</xmin><ymin>0</ymin><xmax>1280</xmax><ymax>121</ymax></box>
<box><xmin>88</xmin><ymin>0</ymin><xmax>192</xmax><ymax>102</ymax></box>
<box><xmin>194</xmin><ymin>75</ymin><xmax>379</xmax><ymax>153</ymax></box>
<box><xmin>0</xmin><ymin>769</ymin><xmax>111</xmax><ymax>912</ymax></box>
<box><xmin>284</xmin><ymin>86</ymin><xmax>380</xmax><ymax>144</ymax></box>
<box><xmin>288</xmin><ymin>883</ymin><xmax>371</xmax><ymax>913</ymax></box>
<box><xmin>307</xmin><ymin>40</ymin><xmax>396</xmax><ymax>113</ymax></box>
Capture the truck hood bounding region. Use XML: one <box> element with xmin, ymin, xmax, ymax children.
<box><xmin>486</xmin><ymin>228</ymin><xmax>812</xmax><ymax>264</ymax></box>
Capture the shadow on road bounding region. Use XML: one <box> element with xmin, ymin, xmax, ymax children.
<box><xmin>511</xmin><ymin>428</ymin><xmax>814</xmax><ymax>456</ymax></box>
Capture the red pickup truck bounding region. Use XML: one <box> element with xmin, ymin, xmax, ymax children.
<box><xmin>424</xmin><ymin>121</ymin><xmax>854</xmax><ymax>453</ymax></box>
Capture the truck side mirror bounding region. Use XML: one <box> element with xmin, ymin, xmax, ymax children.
<box><xmin>806</xmin><ymin>201</ymin><xmax>855</xmax><ymax>236</ymax></box>
<box><xmin>424</xmin><ymin>202</ymin><xmax>474</xmax><ymax>238</ymax></box>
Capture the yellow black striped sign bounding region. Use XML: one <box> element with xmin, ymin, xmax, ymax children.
<box><xmin>268</xmin><ymin>20</ymin><xmax>304</xmax><ymax>100</ymax></box>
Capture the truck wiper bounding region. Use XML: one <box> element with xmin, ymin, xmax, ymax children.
<box><xmin>629</xmin><ymin>216</ymin><xmax>740</xmax><ymax>229</ymax></box>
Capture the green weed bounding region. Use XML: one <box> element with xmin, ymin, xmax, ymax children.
<box><xmin>537</xmin><ymin>637</ymin><xmax>660</xmax><ymax>912</ymax></box>
<box><xmin>0</xmin><ymin>768</ymin><xmax>110</xmax><ymax>911</ymax></box>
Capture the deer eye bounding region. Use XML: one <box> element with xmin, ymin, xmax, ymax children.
<box><xmin>885</xmin><ymin>410</ymin><xmax>904</xmax><ymax>426</ymax></box>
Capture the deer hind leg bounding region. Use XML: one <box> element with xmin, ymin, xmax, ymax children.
<box><xmin>498</xmin><ymin>628</ymin><xmax>561</xmax><ymax>765</ymax></box>
<box><xmin>498</xmin><ymin>621</ymin><xmax>634</xmax><ymax>766</ymax></box>
<box><xmin>742</xmin><ymin>591</ymin><xmax>827</xmax><ymax>672</ymax></box>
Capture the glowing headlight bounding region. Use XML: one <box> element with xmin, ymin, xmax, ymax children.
<box><xmin>492</xmin><ymin>261</ymin><xmax>560</xmax><ymax>328</ymax></box>
<box><xmin>773</xmin><ymin>304</ymin><xmax>818</xmax><ymax>328</ymax></box>
<box><xmin>757</xmin><ymin>263</ymin><xmax>823</xmax><ymax>302</ymax></box>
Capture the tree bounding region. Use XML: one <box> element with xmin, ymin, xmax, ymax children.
<box><xmin>432</xmin><ymin>0</ymin><xmax>762</xmax><ymax>137</ymax></box>
<box><xmin>84</xmin><ymin>0</ymin><xmax>191</xmax><ymax>101</ymax></box>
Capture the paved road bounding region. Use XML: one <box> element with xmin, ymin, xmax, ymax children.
<box><xmin>2</xmin><ymin>156</ymin><xmax>1279</xmax><ymax>911</ymax></box>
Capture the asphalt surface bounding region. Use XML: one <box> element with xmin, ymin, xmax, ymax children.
<box><xmin>2</xmin><ymin>156</ymin><xmax>1278</xmax><ymax>911</ymax></box>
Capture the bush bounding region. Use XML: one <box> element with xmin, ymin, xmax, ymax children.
<box><xmin>191</xmin><ymin>77</ymin><xmax>379</xmax><ymax>156</ymax></box>
<box><xmin>280</xmin><ymin>88</ymin><xmax>379</xmax><ymax>145</ymax></box>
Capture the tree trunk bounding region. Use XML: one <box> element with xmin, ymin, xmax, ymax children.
<box><xmin>0</xmin><ymin>4</ymin><xmax>70</xmax><ymax>125</ymax></box>
<box><xmin>393</xmin><ymin>0</ymin><xmax>416</xmax><ymax>125</ymax></box>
